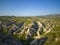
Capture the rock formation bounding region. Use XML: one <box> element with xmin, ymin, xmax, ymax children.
<box><xmin>0</xmin><ymin>20</ymin><xmax>54</xmax><ymax>45</ymax></box>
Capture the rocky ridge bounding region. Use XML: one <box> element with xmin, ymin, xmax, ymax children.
<box><xmin>0</xmin><ymin>20</ymin><xmax>54</xmax><ymax>45</ymax></box>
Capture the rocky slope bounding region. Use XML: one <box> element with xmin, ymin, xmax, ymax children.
<box><xmin>0</xmin><ymin>19</ymin><xmax>54</xmax><ymax>45</ymax></box>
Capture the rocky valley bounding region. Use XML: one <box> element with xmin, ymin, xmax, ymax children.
<box><xmin>0</xmin><ymin>15</ymin><xmax>60</xmax><ymax>45</ymax></box>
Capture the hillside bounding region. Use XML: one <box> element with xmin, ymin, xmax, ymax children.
<box><xmin>0</xmin><ymin>14</ymin><xmax>60</xmax><ymax>45</ymax></box>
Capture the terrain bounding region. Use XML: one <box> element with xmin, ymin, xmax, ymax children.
<box><xmin>0</xmin><ymin>14</ymin><xmax>60</xmax><ymax>45</ymax></box>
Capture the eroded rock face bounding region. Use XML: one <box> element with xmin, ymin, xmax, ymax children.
<box><xmin>0</xmin><ymin>33</ymin><xmax>22</xmax><ymax>45</ymax></box>
<box><xmin>0</xmin><ymin>33</ymin><xmax>48</xmax><ymax>45</ymax></box>
<box><xmin>7</xmin><ymin>22</ymin><xmax>25</xmax><ymax>35</ymax></box>
<box><xmin>17</xmin><ymin>22</ymin><xmax>24</xmax><ymax>28</ymax></box>
<box><xmin>0</xmin><ymin>20</ymin><xmax>53</xmax><ymax>45</ymax></box>
<box><xmin>26</xmin><ymin>22</ymin><xmax>38</xmax><ymax>39</ymax></box>
<box><xmin>30</xmin><ymin>37</ymin><xmax>48</xmax><ymax>45</ymax></box>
